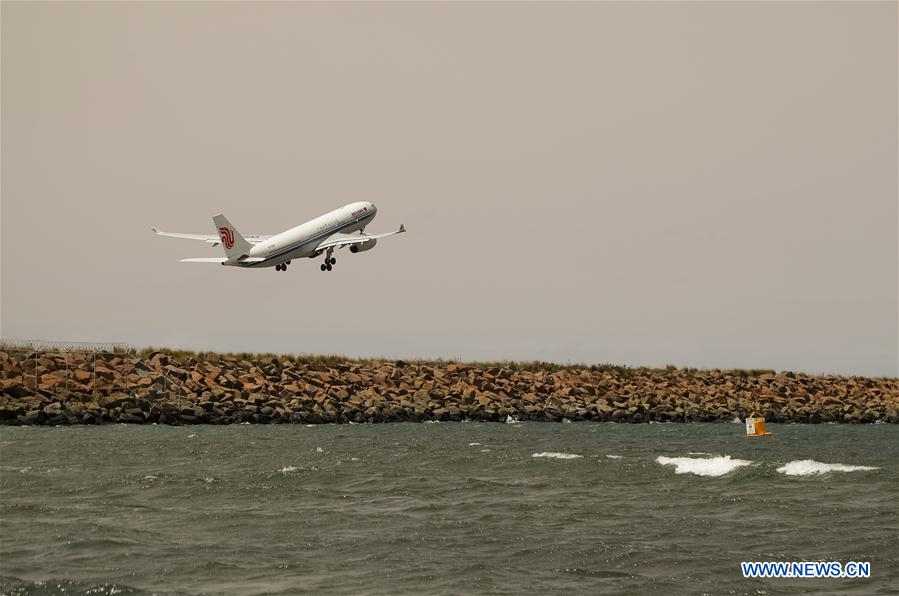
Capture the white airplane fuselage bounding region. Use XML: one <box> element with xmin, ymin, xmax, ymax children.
<box><xmin>237</xmin><ymin>202</ymin><xmax>377</xmax><ymax>268</ymax></box>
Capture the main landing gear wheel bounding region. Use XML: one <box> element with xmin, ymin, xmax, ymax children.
<box><xmin>275</xmin><ymin>264</ymin><xmax>282</xmax><ymax>272</ymax></box>
<box><xmin>321</xmin><ymin>248</ymin><xmax>336</xmax><ymax>272</ymax></box>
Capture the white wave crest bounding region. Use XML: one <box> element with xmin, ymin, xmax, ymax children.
<box><xmin>656</xmin><ymin>455</ymin><xmax>752</xmax><ymax>477</ymax></box>
<box><xmin>776</xmin><ymin>460</ymin><xmax>879</xmax><ymax>476</ymax></box>
<box><xmin>279</xmin><ymin>466</ymin><xmax>299</xmax><ymax>474</ymax></box>
<box><xmin>532</xmin><ymin>452</ymin><xmax>583</xmax><ymax>460</ymax></box>
<box><xmin>505</xmin><ymin>415</ymin><xmax>520</xmax><ymax>424</ymax></box>
<box><xmin>605</xmin><ymin>455</ymin><xmax>623</xmax><ymax>459</ymax></box>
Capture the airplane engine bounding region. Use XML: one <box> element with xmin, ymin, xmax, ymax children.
<box><xmin>350</xmin><ymin>239</ymin><xmax>377</xmax><ymax>253</ymax></box>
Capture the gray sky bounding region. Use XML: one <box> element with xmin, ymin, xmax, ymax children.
<box><xmin>2</xmin><ymin>2</ymin><xmax>896</xmax><ymax>376</ymax></box>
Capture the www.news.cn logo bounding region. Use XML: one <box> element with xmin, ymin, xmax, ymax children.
<box><xmin>741</xmin><ymin>561</ymin><xmax>871</xmax><ymax>579</ymax></box>
<box><xmin>218</xmin><ymin>227</ymin><xmax>234</xmax><ymax>249</ymax></box>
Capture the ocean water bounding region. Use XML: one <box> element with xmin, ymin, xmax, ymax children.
<box><xmin>0</xmin><ymin>422</ymin><xmax>896</xmax><ymax>595</ymax></box>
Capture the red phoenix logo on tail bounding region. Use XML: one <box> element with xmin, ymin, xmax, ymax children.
<box><xmin>218</xmin><ymin>226</ymin><xmax>234</xmax><ymax>249</ymax></box>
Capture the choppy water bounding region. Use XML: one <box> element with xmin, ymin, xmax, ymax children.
<box><xmin>1</xmin><ymin>423</ymin><xmax>896</xmax><ymax>595</ymax></box>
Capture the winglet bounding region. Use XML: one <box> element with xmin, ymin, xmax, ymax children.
<box><xmin>398</xmin><ymin>224</ymin><xmax>406</xmax><ymax>233</ymax></box>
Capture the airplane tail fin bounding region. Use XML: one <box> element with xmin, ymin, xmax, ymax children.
<box><xmin>212</xmin><ymin>214</ymin><xmax>252</xmax><ymax>260</ymax></box>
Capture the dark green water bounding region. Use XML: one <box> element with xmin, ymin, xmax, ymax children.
<box><xmin>0</xmin><ymin>422</ymin><xmax>896</xmax><ymax>595</ymax></box>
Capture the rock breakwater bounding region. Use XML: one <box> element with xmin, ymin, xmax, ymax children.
<box><xmin>1</xmin><ymin>351</ymin><xmax>896</xmax><ymax>425</ymax></box>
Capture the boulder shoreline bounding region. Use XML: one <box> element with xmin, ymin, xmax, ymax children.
<box><xmin>1</xmin><ymin>350</ymin><xmax>896</xmax><ymax>425</ymax></box>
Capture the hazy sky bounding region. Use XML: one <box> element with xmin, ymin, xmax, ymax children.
<box><xmin>2</xmin><ymin>2</ymin><xmax>896</xmax><ymax>376</ymax></box>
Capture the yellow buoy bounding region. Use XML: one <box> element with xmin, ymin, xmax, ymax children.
<box><xmin>745</xmin><ymin>415</ymin><xmax>772</xmax><ymax>437</ymax></box>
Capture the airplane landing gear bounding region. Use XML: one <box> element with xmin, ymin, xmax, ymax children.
<box><xmin>320</xmin><ymin>248</ymin><xmax>336</xmax><ymax>272</ymax></box>
<box><xmin>276</xmin><ymin>263</ymin><xmax>288</xmax><ymax>272</ymax></box>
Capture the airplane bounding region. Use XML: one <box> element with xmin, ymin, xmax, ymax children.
<box><xmin>152</xmin><ymin>202</ymin><xmax>405</xmax><ymax>272</ymax></box>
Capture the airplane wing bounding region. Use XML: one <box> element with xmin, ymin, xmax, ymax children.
<box><xmin>316</xmin><ymin>224</ymin><xmax>406</xmax><ymax>251</ymax></box>
<box><xmin>180</xmin><ymin>257</ymin><xmax>267</xmax><ymax>264</ymax></box>
<box><xmin>151</xmin><ymin>227</ymin><xmax>271</xmax><ymax>246</ymax></box>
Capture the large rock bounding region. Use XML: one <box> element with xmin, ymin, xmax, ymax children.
<box><xmin>0</xmin><ymin>351</ymin><xmax>896</xmax><ymax>425</ymax></box>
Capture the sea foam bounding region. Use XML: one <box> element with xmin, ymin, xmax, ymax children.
<box><xmin>656</xmin><ymin>455</ymin><xmax>752</xmax><ymax>477</ymax></box>
<box><xmin>776</xmin><ymin>460</ymin><xmax>879</xmax><ymax>476</ymax></box>
<box><xmin>532</xmin><ymin>452</ymin><xmax>583</xmax><ymax>460</ymax></box>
